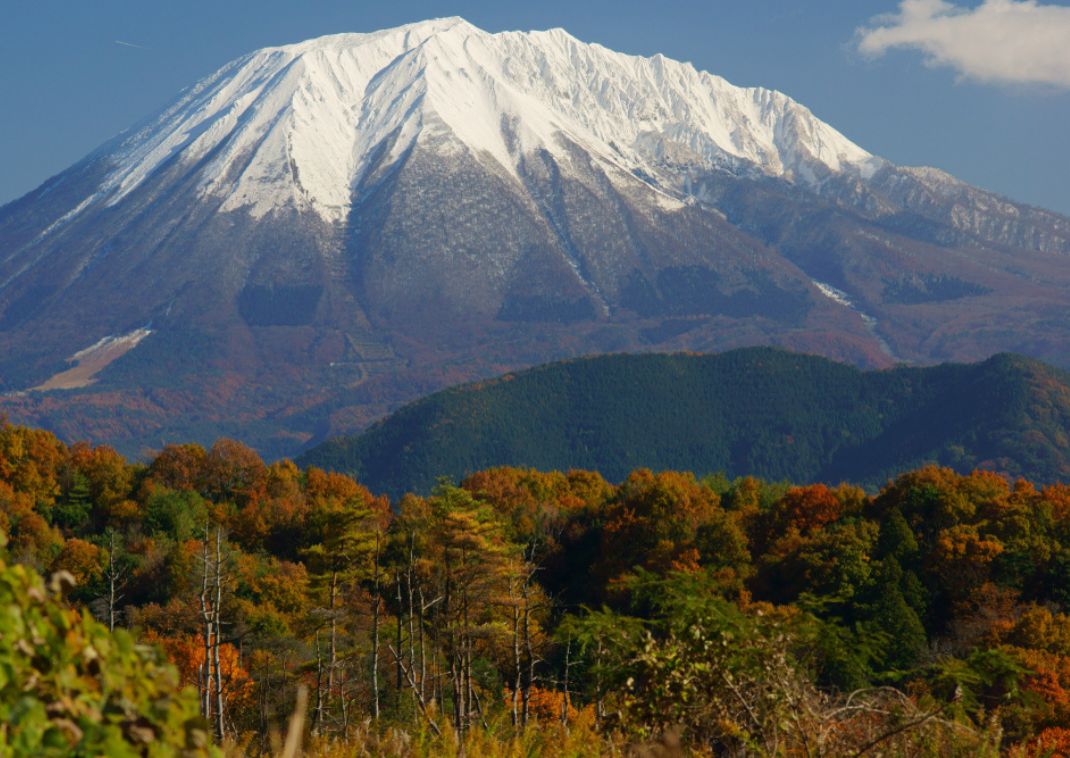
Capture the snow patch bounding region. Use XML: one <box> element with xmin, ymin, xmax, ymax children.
<box><xmin>71</xmin><ymin>328</ymin><xmax>153</xmax><ymax>361</ymax></box>
<box><xmin>812</xmin><ymin>280</ymin><xmax>897</xmax><ymax>360</ymax></box>
<box><xmin>812</xmin><ymin>280</ymin><xmax>854</xmax><ymax>309</ymax></box>
<box><xmin>37</xmin><ymin>195</ymin><xmax>98</xmax><ymax>241</ymax></box>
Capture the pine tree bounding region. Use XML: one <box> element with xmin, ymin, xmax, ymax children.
<box><xmin>868</xmin><ymin>558</ymin><xmax>928</xmax><ymax>672</ymax></box>
<box><xmin>302</xmin><ymin>491</ymin><xmax>379</xmax><ymax>734</ymax></box>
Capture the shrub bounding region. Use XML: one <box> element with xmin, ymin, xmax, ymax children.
<box><xmin>0</xmin><ymin>532</ymin><xmax>216</xmax><ymax>756</ymax></box>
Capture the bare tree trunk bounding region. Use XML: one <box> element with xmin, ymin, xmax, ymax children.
<box><xmin>512</xmin><ymin>597</ymin><xmax>521</xmax><ymax>728</ymax></box>
<box><xmin>199</xmin><ymin>524</ymin><xmax>214</xmax><ymax>723</ymax></box>
<box><xmin>521</xmin><ymin>580</ymin><xmax>532</xmax><ymax>727</ymax></box>
<box><xmin>458</xmin><ymin>551</ymin><xmax>470</xmax><ymax>736</ymax></box>
<box><xmin>213</xmin><ymin>526</ymin><xmax>226</xmax><ymax>742</ymax></box>
<box><xmin>418</xmin><ymin>584</ymin><xmax>427</xmax><ymax>702</ymax></box>
<box><xmin>433</xmin><ymin>648</ymin><xmax>441</xmax><ymax>712</ymax></box>
<box><xmin>406</xmin><ymin>535</ymin><xmax>417</xmax><ymax>686</ymax></box>
<box><xmin>449</xmin><ymin>652</ymin><xmax>463</xmax><ymax>736</ymax></box>
<box><xmin>561</xmin><ymin>635</ymin><xmax>572</xmax><ymax>726</ymax></box>
<box><xmin>469</xmin><ymin>665</ymin><xmax>490</xmax><ymax>731</ymax></box>
<box><xmin>108</xmin><ymin>565</ymin><xmax>116</xmax><ymax>631</ymax></box>
<box><xmin>465</xmin><ymin>626</ymin><xmax>476</xmax><ymax>728</ymax></box>
<box><xmin>312</xmin><ymin>632</ymin><xmax>324</xmax><ymax>736</ymax></box>
<box><xmin>388</xmin><ymin>644</ymin><xmax>442</xmax><ymax>736</ymax></box>
<box><xmin>106</xmin><ymin>530</ymin><xmax>124</xmax><ymax>632</ymax></box>
<box><xmin>464</xmin><ymin>625</ymin><xmax>471</xmax><ymax>728</ymax></box>
<box><xmin>444</xmin><ymin>551</ymin><xmax>462</xmax><ymax>736</ymax></box>
<box><xmin>339</xmin><ymin>678</ymin><xmax>349</xmax><ymax>731</ymax></box>
<box><xmin>327</xmin><ymin>569</ymin><xmax>337</xmax><ymax>729</ymax></box>
<box><xmin>395</xmin><ymin>570</ymin><xmax>404</xmax><ymax>693</ymax></box>
<box><xmin>370</xmin><ymin>528</ymin><xmax>382</xmax><ymax>721</ymax></box>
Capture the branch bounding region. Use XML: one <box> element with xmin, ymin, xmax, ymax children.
<box><xmin>388</xmin><ymin>644</ymin><xmax>442</xmax><ymax>736</ymax></box>
<box><xmin>719</xmin><ymin>670</ymin><xmax>763</xmax><ymax>734</ymax></box>
<box><xmin>850</xmin><ymin>708</ymin><xmax>942</xmax><ymax>757</ymax></box>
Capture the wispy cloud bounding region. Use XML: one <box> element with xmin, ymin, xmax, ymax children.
<box><xmin>114</xmin><ymin>40</ymin><xmax>148</xmax><ymax>50</ymax></box>
<box><xmin>857</xmin><ymin>0</ymin><xmax>1070</xmax><ymax>88</ymax></box>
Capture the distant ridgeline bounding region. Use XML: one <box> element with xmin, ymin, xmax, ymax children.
<box><xmin>299</xmin><ymin>348</ymin><xmax>1070</xmax><ymax>497</ymax></box>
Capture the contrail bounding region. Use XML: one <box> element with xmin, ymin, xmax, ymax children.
<box><xmin>114</xmin><ymin>40</ymin><xmax>148</xmax><ymax>50</ymax></box>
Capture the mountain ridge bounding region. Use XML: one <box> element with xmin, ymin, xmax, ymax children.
<box><xmin>66</xmin><ymin>16</ymin><xmax>879</xmax><ymax>227</ymax></box>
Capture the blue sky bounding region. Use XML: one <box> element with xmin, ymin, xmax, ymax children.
<box><xmin>2</xmin><ymin>0</ymin><xmax>1069</xmax><ymax>214</ymax></box>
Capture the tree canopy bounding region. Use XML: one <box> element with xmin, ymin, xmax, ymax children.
<box><xmin>3</xmin><ymin>420</ymin><xmax>1070</xmax><ymax>755</ymax></box>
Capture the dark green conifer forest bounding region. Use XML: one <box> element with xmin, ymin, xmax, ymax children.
<box><xmin>302</xmin><ymin>349</ymin><xmax>1070</xmax><ymax>498</ymax></box>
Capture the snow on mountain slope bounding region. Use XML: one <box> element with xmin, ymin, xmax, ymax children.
<box><xmin>81</xmin><ymin>17</ymin><xmax>881</xmax><ymax>225</ymax></box>
<box><xmin>8</xmin><ymin>16</ymin><xmax>1070</xmax><ymax>459</ymax></box>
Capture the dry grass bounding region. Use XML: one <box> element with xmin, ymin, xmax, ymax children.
<box><xmin>227</xmin><ymin>706</ymin><xmax>631</xmax><ymax>758</ymax></box>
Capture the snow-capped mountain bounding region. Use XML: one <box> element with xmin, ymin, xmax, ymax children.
<box><xmin>80</xmin><ymin>18</ymin><xmax>880</xmax><ymax>225</ymax></box>
<box><xmin>2</xmin><ymin>18</ymin><xmax>1070</xmax><ymax>457</ymax></box>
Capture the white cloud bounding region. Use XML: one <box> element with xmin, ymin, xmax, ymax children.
<box><xmin>857</xmin><ymin>0</ymin><xmax>1070</xmax><ymax>88</ymax></box>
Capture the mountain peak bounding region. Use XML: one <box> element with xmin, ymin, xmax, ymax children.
<box><xmin>75</xmin><ymin>18</ymin><xmax>879</xmax><ymax>224</ymax></box>
<box><xmin>271</xmin><ymin>16</ymin><xmax>481</xmax><ymax>56</ymax></box>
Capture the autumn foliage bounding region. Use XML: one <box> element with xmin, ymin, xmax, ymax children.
<box><xmin>3</xmin><ymin>419</ymin><xmax>1070</xmax><ymax>754</ymax></box>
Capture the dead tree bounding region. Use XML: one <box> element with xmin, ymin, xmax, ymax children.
<box><xmin>213</xmin><ymin>525</ymin><xmax>226</xmax><ymax>742</ymax></box>
<box><xmin>370</xmin><ymin>527</ymin><xmax>383</xmax><ymax>721</ymax></box>
<box><xmin>104</xmin><ymin>529</ymin><xmax>126</xmax><ymax>632</ymax></box>
<box><xmin>199</xmin><ymin>525</ymin><xmax>215</xmax><ymax>724</ymax></box>
<box><xmin>197</xmin><ymin>522</ymin><xmax>229</xmax><ymax>743</ymax></box>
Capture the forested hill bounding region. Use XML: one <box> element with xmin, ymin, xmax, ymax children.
<box><xmin>299</xmin><ymin>348</ymin><xmax>1070</xmax><ymax>497</ymax></box>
